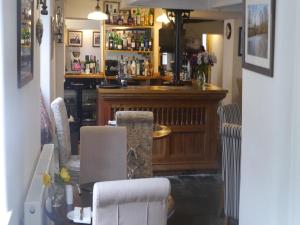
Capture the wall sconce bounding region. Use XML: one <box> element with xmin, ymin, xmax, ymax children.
<box><xmin>40</xmin><ymin>0</ymin><xmax>48</xmax><ymax>15</ymax></box>
<box><xmin>53</xmin><ymin>6</ymin><xmax>64</xmax><ymax>43</ymax></box>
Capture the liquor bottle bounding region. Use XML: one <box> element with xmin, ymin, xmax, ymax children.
<box><xmin>127</xmin><ymin>59</ymin><xmax>132</xmax><ymax>76</ymax></box>
<box><xmin>117</xmin><ymin>36</ymin><xmax>123</xmax><ymax>50</ymax></box>
<box><xmin>131</xmin><ymin>32</ymin><xmax>136</xmax><ymax>50</ymax></box>
<box><xmin>144</xmin><ymin>9</ymin><xmax>149</xmax><ymax>26</ymax></box>
<box><xmin>122</xmin><ymin>31</ymin><xmax>128</xmax><ymax>50</ymax></box>
<box><xmin>140</xmin><ymin>35</ymin><xmax>144</xmax><ymax>51</ymax></box>
<box><xmin>127</xmin><ymin>31</ymin><xmax>132</xmax><ymax>50</ymax></box>
<box><xmin>128</xmin><ymin>10</ymin><xmax>134</xmax><ymax>26</ymax></box>
<box><xmin>136</xmin><ymin>9</ymin><xmax>141</xmax><ymax>26</ymax></box>
<box><xmin>109</xmin><ymin>33</ymin><xmax>113</xmax><ymax>50</ymax></box>
<box><xmin>140</xmin><ymin>9</ymin><xmax>145</xmax><ymax>26</ymax></box>
<box><xmin>132</xmin><ymin>10</ymin><xmax>136</xmax><ymax>25</ymax></box>
<box><xmin>85</xmin><ymin>55</ymin><xmax>90</xmax><ymax>74</ymax></box>
<box><xmin>105</xmin><ymin>4</ymin><xmax>110</xmax><ymax>24</ymax></box>
<box><xmin>124</xmin><ymin>57</ymin><xmax>128</xmax><ymax>77</ymax></box>
<box><xmin>136</xmin><ymin>59</ymin><xmax>140</xmax><ymax>76</ymax></box>
<box><xmin>112</xmin><ymin>9</ymin><xmax>118</xmax><ymax>24</ymax></box>
<box><xmin>123</xmin><ymin>11</ymin><xmax>128</xmax><ymax>25</ymax></box>
<box><xmin>117</xmin><ymin>15</ymin><xmax>123</xmax><ymax>25</ymax></box>
<box><xmin>96</xmin><ymin>59</ymin><xmax>100</xmax><ymax>73</ymax></box>
<box><xmin>144</xmin><ymin>36</ymin><xmax>149</xmax><ymax>51</ymax></box>
<box><xmin>131</xmin><ymin>57</ymin><xmax>136</xmax><ymax>76</ymax></box>
<box><xmin>149</xmin><ymin>9</ymin><xmax>154</xmax><ymax>26</ymax></box>
<box><xmin>148</xmin><ymin>38</ymin><xmax>152</xmax><ymax>51</ymax></box>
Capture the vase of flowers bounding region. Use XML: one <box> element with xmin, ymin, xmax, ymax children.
<box><xmin>195</xmin><ymin>51</ymin><xmax>217</xmax><ymax>85</ymax></box>
<box><xmin>42</xmin><ymin>167</ymin><xmax>73</xmax><ymax>207</ymax></box>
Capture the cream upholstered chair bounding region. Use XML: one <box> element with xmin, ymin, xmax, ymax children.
<box><xmin>217</xmin><ymin>103</ymin><xmax>242</xmax><ymax>222</ymax></box>
<box><xmin>51</xmin><ymin>97</ymin><xmax>80</xmax><ymax>183</ymax></box>
<box><xmin>115</xmin><ymin>111</ymin><xmax>153</xmax><ymax>178</ymax></box>
<box><xmin>93</xmin><ymin>178</ymin><xmax>170</xmax><ymax>225</ymax></box>
<box><xmin>79</xmin><ymin>126</ymin><xmax>127</xmax><ymax>185</ymax></box>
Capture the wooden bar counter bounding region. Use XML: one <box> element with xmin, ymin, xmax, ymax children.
<box><xmin>97</xmin><ymin>84</ymin><xmax>227</xmax><ymax>173</ymax></box>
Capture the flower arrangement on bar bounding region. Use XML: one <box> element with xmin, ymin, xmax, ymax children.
<box><xmin>42</xmin><ymin>167</ymin><xmax>72</xmax><ymax>207</ymax></box>
<box><xmin>196</xmin><ymin>51</ymin><xmax>217</xmax><ymax>85</ymax></box>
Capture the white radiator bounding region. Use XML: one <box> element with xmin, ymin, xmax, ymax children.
<box><xmin>24</xmin><ymin>144</ymin><xmax>58</xmax><ymax>225</ymax></box>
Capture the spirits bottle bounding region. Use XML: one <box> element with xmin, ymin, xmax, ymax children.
<box><xmin>117</xmin><ymin>15</ymin><xmax>123</xmax><ymax>25</ymax></box>
<box><xmin>140</xmin><ymin>35</ymin><xmax>144</xmax><ymax>51</ymax></box>
<box><xmin>148</xmin><ymin>38</ymin><xmax>152</xmax><ymax>51</ymax></box>
<box><xmin>140</xmin><ymin>9</ymin><xmax>145</xmax><ymax>26</ymax></box>
<box><xmin>131</xmin><ymin>32</ymin><xmax>136</xmax><ymax>50</ymax></box>
<box><xmin>136</xmin><ymin>8</ymin><xmax>141</xmax><ymax>26</ymax></box>
<box><xmin>149</xmin><ymin>9</ymin><xmax>154</xmax><ymax>26</ymax></box>
<box><xmin>122</xmin><ymin>31</ymin><xmax>128</xmax><ymax>50</ymax></box>
<box><xmin>131</xmin><ymin>57</ymin><xmax>136</xmax><ymax>76</ymax></box>
<box><xmin>105</xmin><ymin>4</ymin><xmax>110</xmax><ymax>24</ymax></box>
<box><xmin>108</xmin><ymin>33</ymin><xmax>113</xmax><ymax>50</ymax></box>
<box><xmin>127</xmin><ymin>32</ymin><xmax>132</xmax><ymax>50</ymax></box>
<box><xmin>128</xmin><ymin>10</ymin><xmax>134</xmax><ymax>25</ymax></box>
<box><xmin>132</xmin><ymin>10</ymin><xmax>136</xmax><ymax>25</ymax></box>
<box><xmin>112</xmin><ymin>9</ymin><xmax>118</xmax><ymax>24</ymax></box>
<box><xmin>144</xmin><ymin>9</ymin><xmax>149</xmax><ymax>26</ymax></box>
<box><xmin>136</xmin><ymin>59</ymin><xmax>140</xmax><ymax>76</ymax></box>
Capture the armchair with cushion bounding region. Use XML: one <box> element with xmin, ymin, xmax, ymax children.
<box><xmin>217</xmin><ymin>103</ymin><xmax>242</xmax><ymax>222</ymax></box>
<box><xmin>93</xmin><ymin>178</ymin><xmax>170</xmax><ymax>225</ymax></box>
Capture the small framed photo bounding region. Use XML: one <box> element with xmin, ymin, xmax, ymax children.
<box><xmin>104</xmin><ymin>1</ymin><xmax>119</xmax><ymax>14</ymax></box>
<box><xmin>68</xmin><ymin>30</ymin><xmax>83</xmax><ymax>47</ymax></box>
<box><xmin>243</xmin><ymin>0</ymin><xmax>276</xmax><ymax>77</ymax></box>
<box><xmin>93</xmin><ymin>31</ymin><xmax>101</xmax><ymax>47</ymax></box>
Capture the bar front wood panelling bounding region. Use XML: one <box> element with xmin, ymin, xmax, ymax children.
<box><xmin>97</xmin><ymin>85</ymin><xmax>227</xmax><ymax>172</ymax></box>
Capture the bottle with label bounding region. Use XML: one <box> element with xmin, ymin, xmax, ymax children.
<box><xmin>128</xmin><ymin>10</ymin><xmax>134</xmax><ymax>25</ymax></box>
<box><xmin>122</xmin><ymin>31</ymin><xmax>128</xmax><ymax>50</ymax></box>
<box><xmin>131</xmin><ymin>58</ymin><xmax>136</xmax><ymax>76</ymax></box>
<box><xmin>140</xmin><ymin>35</ymin><xmax>144</xmax><ymax>51</ymax></box>
<box><xmin>136</xmin><ymin>59</ymin><xmax>140</xmax><ymax>76</ymax></box>
<box><xmin>144</xmin><ymin>36</ymin><xmax>149</xmax><ymax>51</ymax></box>
<box><xmin>112</xmin><ymin>9</ymin><xmax>118</xmax><ymax>24</ymax></box>
<box><xmin>132</xmin><ymin>10</ymin><xmax>136</xmax><ymax>25</ymax></box>
<box><xmin>127</xmin><ymin>59</ymin><xmax>132</xmax><ymax>76</ymax></box>
<box><xmin>105</xmin><ymin>4</ymin><xmax>110</xmax><ymax>24</ymax></box>
<box><xmin>148</xmin><ymin>37</ymin><xmax>152</xmax><ymax>51</ymax></box>
<box><xmin>136</xmin><ymin>8</ymin><xmax>141</xmax><ymax>25</ymax></box>
<box><xmin>108</xmin><ymin>33</ymin><xmax>113</xmax><ymax>50</ymax></box>
<box><xmin>127</xmin><ymin>32</ymin><xmax>132</xmax><ymax>50</ymax></box>
<box><xmin>140</xmin><ymin>9</ymin><xmax>145</xmax><ymax>26</ymax></box>
<box><xmin>131</xmin><ymin>32</ymin><xmax>136</xmax><ymax>50</ymax></box>
<box><xmin>144</xmin><ymin>9</ymin><xmax>149</xmax><ymax>26</ymax></box>
<box><xmin>149</xmin><ymin>9</ymin><xmax>154</xmax><ymax>26</ymax></box>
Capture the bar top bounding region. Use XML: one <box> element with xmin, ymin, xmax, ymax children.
<box><xmin>97</xmin><ymin>84</ymin><xmax>227</xmax><ymax>98</ymax></box>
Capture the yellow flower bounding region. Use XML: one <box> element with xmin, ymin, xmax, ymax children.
<box><xmin>42</xmin><ymin>172</ymin><xmax>52</xmax><ymax>187</ymax></box>
<box><xmin>59</xmin><ymin>167</ymin><xmax>71</xmax><ymax>183</ymax></box>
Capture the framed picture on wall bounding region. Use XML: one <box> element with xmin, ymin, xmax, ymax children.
<box><xmin>68</xmin><ymin>30</ymin><xmax>83</xmax><ymax>47</ymax></box>
<box><xmin>238</xmin><ymin>27</ymin><xmax>243</xmax><ymax>56</ymax></box>
<box><xmin>243</xmin><ymin>0</ymin><xmax>276</xmax><ymax>77</ymax></box>
<box><xmin>17</xmin><ymin>0</ymin><xmax>34</xmax><ymax>88</ymax></box>
<box><xmin>104</xmin><ymin>1</ymin><xmax>119</xmax><ymax>15</ymax></box>
<box><xmin>93</xmin><ymin>31</ymin><xmax>101</xmax><ymax>47</ymax></box>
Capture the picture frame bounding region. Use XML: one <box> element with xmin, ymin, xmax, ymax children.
<box><xmin>243</xmin><ymin>0</ymin><xmax>276</xmax><ymax>77</ymax></box>
<box><xmin>93</xmin><ymin>31</ymin><xmax>101</xmax><ymax>47</ymax></box>
<box><xmin>238</xmin><ymin>27</ymin><xmax>243</xmax><ymax>57</ymax></box>
<box><xmin>103</xmin><ymin>1</ymin><xmax>120</xmax><ymax>15</ymax></box>
<box><xmin>68</xmin><ymin>30</ymin><xmax>83</xmax><ymax>47</ymax></box>
<box><xmin>17</xmin><ymin>0</ymin><xmax>34</xmax><ymax>88</ymax></box>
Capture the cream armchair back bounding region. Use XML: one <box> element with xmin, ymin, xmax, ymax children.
<box><xmin>51</xmin><ymin>97</ymin><xmax>80</xmax><ymax>183</ymax></box>
<box><xmin>92</xmin><ymin>178</ymin><xmax>170</xmax><ymax>225</ymax></box>
<box><xmin>217</xmin><ymin>103</ymin><xmax>242</xmax><ymax>221</ymax></box>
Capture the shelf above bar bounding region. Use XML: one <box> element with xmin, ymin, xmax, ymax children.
<box><xmin>106</xmin><ymin>49</ymin><xmax>153</xmax><ymax>54</ymax></box>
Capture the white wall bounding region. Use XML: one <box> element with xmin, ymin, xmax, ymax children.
<box><xmin>222</xmin><ymin>18</ymin><xmax>242</xmax><ymax>104</ymax></box>
<box><xmin>209</xmin><ymin>34</ymin><xmax>223</xmax><ymax>86</ymax></box>
<box><xmin>0</xmin><ymin>0</ymin><xmax>41</xmax><ymax>225</ymax></box>
<box><xmin>240</xmin><ymin>0</ymin><xmax>296</xmax><ymax>224</ymax></box>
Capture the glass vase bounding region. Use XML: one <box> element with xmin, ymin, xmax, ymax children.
<box><xmin>196</xmin><ymin>70</ymin><xmax>206</xmax><ymax>87</ymax></box>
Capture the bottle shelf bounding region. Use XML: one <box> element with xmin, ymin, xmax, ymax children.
<box><xmin>106</xmin><ymin>49</ymin><xmax>153</xmax><ymax>54</ymax></box>
<box><xmin>105</xmin><ymin>24</ymin><xmax>154</xmax><ymax>29</ymax></box>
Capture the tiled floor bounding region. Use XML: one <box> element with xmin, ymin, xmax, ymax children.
<box><xmin>167</xmin><ymin>174</ymin><xmax>229</xmax><ymax>225</ymax></box>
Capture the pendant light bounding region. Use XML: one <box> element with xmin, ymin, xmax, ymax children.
<box><xmin>156</xmin><ymin>12</ymin><xmax>170</xmax><ymax>24</ymax></box>
<box><xmin>87</xmin><ymin>0</ymin><xmax>108</xmax><ymax>21</ymax></box>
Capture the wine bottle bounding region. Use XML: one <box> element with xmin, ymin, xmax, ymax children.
<box><xmin>105</xmin><ymin>4</ymin><xmax>110</xmax><ymax>24</ymax></box>
<box><xmin>140</xmin><ymin>35</ymin><xmax>144</xmax><ymax>51</ymax></box>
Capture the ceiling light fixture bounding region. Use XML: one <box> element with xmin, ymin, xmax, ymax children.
<box><xmin>156</xmin><ymin>12</ymin><xmax>170</xmax><ymax>24</ymax></box>
<box><xmin>87</xmin><ymin>0</ymin><xmax>108</xmax><ymax>21</ymax></box>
